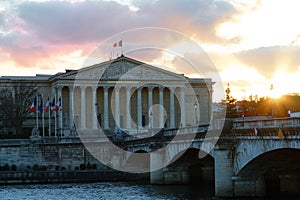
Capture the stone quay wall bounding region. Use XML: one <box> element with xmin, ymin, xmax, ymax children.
<box><xmin>0</xmin><ymin>138</ymin><xmax>108</xmax><ymax>172</ymax></box>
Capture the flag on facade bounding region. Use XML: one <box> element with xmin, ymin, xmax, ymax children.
<box><xmin>55</xmin><ymin>97</ymin><xmax>61</xmax><ymax>112</ymax></box>
<box><xmin>118</xmin><ymin>40</ymin><xmax>122</xmax><ymax>47</ymax></box>
<box><xmin>45</xmin><ymin>97</ymin><xmax>50</xmax><ymax>113</ymax></box>
<box><xmin>113</xmin><ymin>40</ymin><xmax>122</xmax><ymax>47</ymax></box>
<box><xmin>39</xmin><ymin>97</ymin><xmax>43</xmax><ymax>113</ymax></box>
<box><xmin>29</xmin><ymin>97</ymin><xmax>36</xmax><ymax>113</ymax></box>
<box><xmin>51</xmin><ymin>97</ymin><xmax>56</xmax><ymax>113</ymax></box>
<box><xmin>278</xmin><ymin>128</ymin><xmax>283</xmax><ymax>140</ymax></box>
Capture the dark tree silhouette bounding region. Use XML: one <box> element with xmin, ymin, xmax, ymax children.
<box><xmin>0</xmin><ymin>84</ymin><xmax>37</xmax><ymax>134</ymax></box>
<box><xmin>224</xmin><ymin>83</ymin><xmax>239</xmax><ymax>118</ymax></box>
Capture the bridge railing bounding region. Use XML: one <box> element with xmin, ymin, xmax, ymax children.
<box><xmin>233</xmin><ymin>117</ymin><xmax>300</xmax><ymax>129</ymax></box>
<box><xmin>163</xmin><ymin>125</ymin><xmax>208</xmax><ymax>136</ymax></box>
<box><xmin>228</xmin><ymin>127</ymin><xmax>300</xmax><ymax>138</ymax></box>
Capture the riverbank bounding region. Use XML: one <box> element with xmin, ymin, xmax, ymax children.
<box><xmin>0</xmin><ymin>170</ymin><xmax>149</xmax><ymax>185</ymax></box>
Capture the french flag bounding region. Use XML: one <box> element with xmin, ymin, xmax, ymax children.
<box><xmin>55</xmin><ymin>97</ymin><xmax>61</xmax><ymax>112</ymax></box>
<box><xmin>45</xmin><ymin>97</ymin><xmax>50</xmax><ymax>113</ymax></box>
<box><xmin>29</xmin><ymin>97</ymin><xmax>36</xmax><ymax>113</ymax></box>
<box><xmin>113</xmin><ymin>40</ymin><xmax>122</xmax><ymax>47</ymax></box>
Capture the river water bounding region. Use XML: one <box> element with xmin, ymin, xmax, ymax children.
<box><xmin>0</xmin><ymin>182</ymin><xmax>215</xmax><ymax>200</ymax></box>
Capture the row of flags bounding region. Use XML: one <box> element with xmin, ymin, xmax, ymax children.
<box><xmin>29</xmin><ymin>96</ymin><xmax>61</xmax><ymax>114</ymax></box>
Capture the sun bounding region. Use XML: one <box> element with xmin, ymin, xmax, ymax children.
<box><xmin>269</xmin><ymin>88</ymin><xmax>282</xmax><ymax>99</ymax></box>
<box><xmin>268</xmin><ymin>83</ymin><xmax>281</xmax><ymax>99</ymax></box>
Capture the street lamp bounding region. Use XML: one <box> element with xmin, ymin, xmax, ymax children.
<box><xmin>149</xmin><ymin>111</ymin><xmax>153</xmax><ymax>135</ymax></box>
<box><xmin>194</xmin><ymin>102</ymin><xmax>198</xmax><ymax>126</ymax></box>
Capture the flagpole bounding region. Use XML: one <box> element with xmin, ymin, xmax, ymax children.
<box><xmin>36</xmin><ymin>94</ymin><xmax>39</xmax><ymax>136</ymax></box>
<box><xmin>121</xmin><ymin>37</ymin><xmax>123</xmax><ymax>55</ymax></box>
<box><xmin>54</xmin><ymin>95</ymin><xmax>57</xmax><ymax>137</ymax></box>
<box><xmin>60</xmin><ymin>96</ymin><xmax>62</xmax><ymax>137</ymax></box>
<box><xmin>48</xmin><ymin>97</ymin><xmax>51</xmax><ymax>137</ymax></box>
<box><xmin>42</xmin><ymin>94</ymin><xmax>45</xmax><ymax>137</ymax></box>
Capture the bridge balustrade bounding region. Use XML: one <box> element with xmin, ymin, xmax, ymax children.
<box><xmin>233</xmin><ymin>117</ymin><xmax>300</xmax><ymax>129</ymax></box>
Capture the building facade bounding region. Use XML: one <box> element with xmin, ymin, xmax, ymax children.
<box><xmin>0</xmin><ymin>56</ymin><xmax>213</xmax><ymax>136</ymax></box>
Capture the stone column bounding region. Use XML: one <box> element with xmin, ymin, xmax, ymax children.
<box><xmin>57</xmin><ymin>86</ymin><xmax>63</xmax><ymax>136</ymax></box>
<box><xmin>104</xmin><ymin>86</ymin><xmax>109</xmax><ymax>129</ymax></box>
<box><xmin>126</xmin><ymin>87</ymin><xmax>131</xmax><ymax>129</ymax></box>
<box><xmin>169</xmin><ymin>87</ymin><xmax>175</xmax><ymax>128</ymax></box>
<box><xmin>180</xmin><ymin>87</ymin><xmax>186</xmax><ymax>127</ymax></box>
<box><xmin>214</xmin><ymin>147</ymin><xmax>234</xmax><ymax>197</ymax></box>
<box><xmin>69</xmin><ymin>86</ymin><xmax>74</xmax><ymax>129</ymax></box>
<box><xmin>80</xmin><ymin>86</ymin><xmax>86</xmax><ymax>129</ymax></box>
<box><xmin>159</xmin><ymin>87</ymin><xmax>164</xmax><ymax>128</ymax></box>
<box><xmin>148</xmin><ymin>87</ymin><xmax>153</xmax><ymax>128</ymax></box>
<box><xmin>92</xmin><ymin>86</ymin><xmax>98</xmax><ymax>129</ymax></box>
<box><xmin>137</xmin><ymin>87</ymin><xmax>142</xmax><ymax>128</ymax></box>
<box><xmin>114</xmin><ymin>87</ymin><xmax>120</xmax><ymax>128</ymax></box>
<box><xmin>150</xmin><ymin>151</ymin><xmax>165</xmax><ymax>184</ymax></box>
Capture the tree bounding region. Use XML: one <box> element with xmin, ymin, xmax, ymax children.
<box><xmin>0</xmin><ymin>83</ymin><xmax>37</xmax><ymax>134</ymax></box>
<box><xmin>224</xmin><ymin>83</ymin><xmax>238</xmax><ymax>118</ymax></box>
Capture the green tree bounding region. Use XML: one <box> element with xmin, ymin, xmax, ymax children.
<box><xmin>0</xmin><ymin>83</ymin><xmax>37</xmax><ymax>134</ymax></box>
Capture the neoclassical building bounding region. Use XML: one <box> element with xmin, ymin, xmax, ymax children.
<box><xmin>0</xmin><ymin>56</ymin><xmax>213</xmax><ymax>137</ymax></box>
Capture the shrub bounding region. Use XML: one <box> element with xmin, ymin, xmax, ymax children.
<box><xmin>32</xmin><ymin>164</ymin><xmax>39</xmax><ymax>171</ymax></box>
<box><xmin>91</xmin><ymin>164</ymin><xmax>97</xmax><ymax>170</ymax></box>
<box><xmin>11</xmin><ymin>164</ymin><xmax>17</xmax><ymax>171</ymax></box>
<box><xmin>3</xmin><ymin>163</ymin><xmax>9</xmax><ymax>171</ymax></box>
<box><xmin>39</xmin><ymin>165</ymin><xmax>47</xmax><ymax>171</ymax></box>
<box><xmin>79</xmin><ymin>163</ymin><xmax>86</xmax><ymax>170</ymax></box>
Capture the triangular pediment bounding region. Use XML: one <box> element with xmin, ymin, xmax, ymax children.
<box><xmin>56</xmin><ymin>56</ymin><xmax>185</xmax><ymax>81</ymax></box>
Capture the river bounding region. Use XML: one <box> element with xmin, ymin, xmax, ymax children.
<box><xmin>0</xmin><ymin>182</ymin><xmax>215</xmax><ymax>200</ymax></box>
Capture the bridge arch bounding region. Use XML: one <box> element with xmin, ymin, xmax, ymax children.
<box><xmin>237</xmin><ymin>148</ymin><xmax>300</xmax><ymax>177</ymax></box>
<box><xmin>235</xmin><ymin>148</ymin><xmax>300</xmax><ymax>196</ymax></box>
<box><xmin>234</xmin><ymin>139</ymin><xmax>300</xmax><ymax>175</ymax></box>
<box><xmin>165</xmin><ymin>148</ymin><xmax>215</xmax><ymax>186</ymax></box>
<box><xmin>165</xmin><ymin>141</ymin><xmax>214</xmax><ymax>166</ymax></box>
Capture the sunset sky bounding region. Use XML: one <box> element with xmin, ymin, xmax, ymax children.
<box><xmin>1</xmin><ymin>0</ymin><xmax>300</xmax><ymax>102</ymax></box>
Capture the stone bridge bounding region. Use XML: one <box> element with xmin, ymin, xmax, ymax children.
<box><xmin>1</xmin><ymin>124</ymin><xmax>299</xmax><ymax>197</ymax></box>
<box><xmin>80</xmin><ymin>125</ymin><xmax>300</xmax><ymax>197</ymax></box>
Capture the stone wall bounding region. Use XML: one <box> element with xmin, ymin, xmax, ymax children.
<box><xmin>0</xmin><ymin>140</ymin><xmax>108</xmax><ymax>171</ymax></box>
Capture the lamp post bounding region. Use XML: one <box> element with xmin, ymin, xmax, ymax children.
<box><xmin>270</xmin><ymin>84</ymin><xmax>274</xmax><ymax>117</ymax></box>
<box><xmin>194</xmin><ymin>102</ymin><xmax>198</xmax><ymax>126</ymax></box>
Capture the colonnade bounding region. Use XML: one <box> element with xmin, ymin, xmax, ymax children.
<box><xmin>55</xmin><ymin>84</ymin><xmax>188</xmax><ymax>132</ymax></box>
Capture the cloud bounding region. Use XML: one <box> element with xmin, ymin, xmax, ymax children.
<box><xmin>235</xmin><ymin>46</ymin><xmax>300</xmax><ymax>78</ymax></box>
<box><xmin>0</xmin><ymin>0</ymin><xmax>238</xmax><ymax>70</ymax></box>
<box><xmin>169</xmin><ymin>51</ymin><xmax>216</xmax><ymax>76</ymax></box>
<box><xmin>134</xmin><ymin>0</ymin><xmax>238</xmax><ymax>43</ymax></box>
<box><xmin>16</xmin><ymin>0</ymin><xmax>238</xmax><ymax>44</ymax></box>
<box><xmin>0</xmin><ymin>13</ymin><xmax>4</xmax><ymax>27</ymax></box>
<box><xmin>17</xmin><ymin>1</ymin><xmax>134</xmax><ymax>44</ymax></box>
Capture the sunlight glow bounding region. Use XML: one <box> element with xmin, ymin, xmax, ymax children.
<box><xmin>217</xmin><ymin>0</ymin><xmax>300</xmax><ymax>49</ymax></box>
